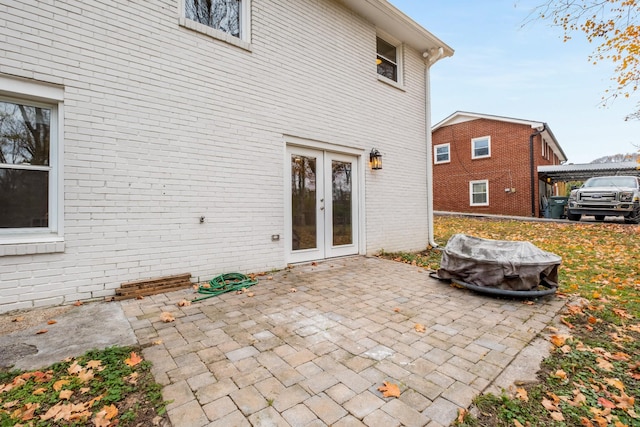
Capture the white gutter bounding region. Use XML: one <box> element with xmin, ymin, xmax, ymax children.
<box><xmin>424</xmin><ymin>47</ymin><xmax>445</xmax><ymax>249</ymax></box>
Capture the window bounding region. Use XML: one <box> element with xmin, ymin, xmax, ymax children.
<box><xmin>181</xmin><ymin>0</ymin><xmax>251</xmax><ymax>47</ymax></box>
<box><xmin>376</xmin><ymin>35</ymin><xmax>402</xmax><ymax>85</ymax></box>
<box><xmin>434</xmin><ymin>143</ymin><xmax>450</xmax><ymax>164</ymax></box>
<box><xmin>472</xmin><ymin>136</ymin><xmax>490</xmax><ymax>159</ymax></box>
<box><xmin>0</xmin><ymin>75</ymin><xmax>63</xmax><ymax>252</ymax></box>
<box><xmin>470</xmin><ymin>180</ymin><xmax>489</xmax><ymax>206</ymax></box>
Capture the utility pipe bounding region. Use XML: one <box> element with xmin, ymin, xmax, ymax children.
<box><xmin>424</xmin><ymin>47</ymin><xmax>444</xmax><ymax>249</ymax></box>
<box><xmin>529</xmin><ymin>125</ymin><xmax>546</xmax><ymax>217</ymax></box>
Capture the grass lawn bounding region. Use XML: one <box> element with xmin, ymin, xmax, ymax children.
<box><xmin>382</xmin><ymin>215</ymin><xmax>640</xmax><ymax>426</ymax></box>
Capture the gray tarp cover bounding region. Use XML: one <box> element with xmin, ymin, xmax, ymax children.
<box><xmin>437</xmin><ymin>234</ymin><xmax>561</xmax><ymax>291</ymax></box>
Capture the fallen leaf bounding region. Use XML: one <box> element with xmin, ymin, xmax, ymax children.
<box><xmin>289</xmin><ymin>288</ymin><xmax>297</xmax><ymax>293</ymax></box>
<box><xmin>152</xmin><ymin>340</ymin><xmax>163</xmax><ymax>345</ymax></box>
<box><xmin>457</xmin><ymin>408</ymin><xmax>467</xmax><ymax>423</ymax></box>
<box><xmin>12</xmin><ymin>316</ymin><xmax>25</xmax><ymax>322</ymax></box>
<box><xmin>542</xmin><ymin>397</ymin><xmax>559</xmax><ymax>411</ymax></box>
<box><xmin>522</xmin><ymin>300</ymin><xmax>534</xmax><ymax>305</ymax></box>
<box><xmin>580</xmin><ymin>416</ymin><xmax>595</xmax><ymax>426</ymax></box>
<box><xmin>551</xmin><ymin>411</ymin><xmax>565</xmax><ymax>421</ymax></box>
<box><xmin>596</xmin><ymin>357</ymin><xmax>614</xmax><ymax>371</ymax></box>
<box><xmin>47</xmin><ymin>319</ymin><xmax>57</xmax><ymax>325</ymax></box>
<box><xmin>136</xmin><ymin>295</ymin><xmax>144</xmax><ymax>300</ymax></box>
<box><xmin>32</xmin><ymin>387</ymin><xmax>47</xmax><ymax>395</ymax></box>
<box><xmin>35</xmin><ymin>329</ymin><xmax>48</xmax><ymax>335</ymax></box>
<box><xmin>125</xmin><ymin>372</ymin><xmax>139</xmax><ymax>384</ymax></box>
<box><xmin>513</xmin><ymin>420</ymin><xmax>525</xmax><ymax>427</ymax></box>
<box><xmin>125</xmin><ymin>351</ymin><xmax>143</xmax><ymax>367</ymax></box>
<box><xmin>414</xmin><ymin>323</ymin><xmax>426</xmax><ymax>333</ymax></box>
<box><xmin>598</xmin><ymin>397</ymin><xmax>616</xmax><ymax>409</ymax></box>
<box><xmin>59</xmin><ymin>389</ymin><xmax>73</xmax><ymax>400</ymax></box>
<box><xmin>68</xmin><ymin>361</ymin><xmax>83</xmax><ymax>375</ymax></box>
<box><xmin>87</xmin><ymin>360</ymin><xmax>102</xmax><ymax>369</ymax></box>
<box><xmin>177</xmin><ymin>299</ymin><xmax>191</xmax><ymax>307</ymax></box>
<box><xmin>550</xmin><ymin>334</ymin><xmax>569</xmax><ymax>347</ymax></box>
<box><xmin>552</xmin><ymin>369</ymin><xmax>567</xmax><ymax>380</ymax></box>
<box><xmin>53</xmin><ymin>379</ymin><xmax>70</xmax><ymax>391</ymax></box>
<box><xmin>605</xmin><ymin>377</ymin><xmax>625</xmax><ymax>391</ymax></box>
<box><xmin>77</xmin><ymin>369</ymin><xmax>94</xmax><ymax>383</ymax></box>
<box><xmin>160</xmin><ymin>312</ymin><xmax>175</xmax><ymax>323</ymax></box>
<box><xmin>588</xmin><ymin>316</ymin><xmax>598</xmax><ymax>324</ymax></box>
<box><xmin>74</xmin><ymin>300</ymin><xmax>83</xmax><ymax>306</ymax></box>
<box><xmin>247</xmin><ymin>292</ymin><xmax>254</xmax><ymax>297</ymax></box>
<box><xmin>393</xmin><ymin>307</ymin><xmax>400</xmax><ymax>313</ymax></box>
<box><xmin>516</xmin><ymin>387</ymin><xmax>528</xmax><ymax>402</ymax></box>
<box><xmin>378</xmin><ymin>381</ymin><xmax>401</xmax><ymax>398</ymax></box>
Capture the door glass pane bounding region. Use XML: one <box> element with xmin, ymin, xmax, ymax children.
<box><xmin>332</xmin><ymin>160</ymin><xmax>352</xmax><ymax>246</ymax></box>
<box><xmin>291</xmin><ymin>155</ymin><xmax>317</xmax><ymax>250</ymax></box>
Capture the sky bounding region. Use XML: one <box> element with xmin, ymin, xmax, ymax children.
<box><xmin>389</xmin><ymin>0</ymin><xmax>640</xmax><ymax>164</ymax></box>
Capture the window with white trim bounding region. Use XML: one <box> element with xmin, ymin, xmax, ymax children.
<box><xmin>434</xmin><ymin>143</ymin><xmax>450</xmax><ymax>164</ymax></box>
<box><xmin>469</xmin><ymin>180</ymin><xmax>489</xmax><ymax>206</ymax></box>
<box><xmin>181</xmin><ymin>0</ymin><xmax>251</xmax><ymax>47</ymax></box>
<box><xmin>471</xmin><ymin>136</ymin><xmax>490</xmax><ymax>159</ymax></box>
<box><xmin>0</xmin><ymin>76</ymin><xmax>63</xmax><ymax>248</ymax></box>
<box><xmin>376</xmin><ymin>35</ymin><xmax>402</xmax><ymax>85</ymax></box>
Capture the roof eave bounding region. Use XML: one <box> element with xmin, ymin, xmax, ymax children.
<box><xmin>337</xmin><ymin>0</ymin><xmax>454</xmax><ymax>56</ymax></box>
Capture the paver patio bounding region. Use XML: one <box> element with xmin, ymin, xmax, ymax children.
<box><xmin>121</xmin><ymin>256</ymin><xmax>566</xmax><ymax>427</ymax></box>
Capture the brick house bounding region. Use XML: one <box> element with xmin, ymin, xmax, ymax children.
<box><xmin>431</xmin><ymin>112</ymin><xmax>567</xmax><ymax>217</ymax></box>
<box><xmin>0</xmin><ymin>0</ymin><xmax>453</xmax><ymax>312</ymax></box>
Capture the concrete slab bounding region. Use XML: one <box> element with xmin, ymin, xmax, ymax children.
<box><xmin>0</xmin><ymin>302</ymin><xmax>137</xmax><ymax>370</ymax></box>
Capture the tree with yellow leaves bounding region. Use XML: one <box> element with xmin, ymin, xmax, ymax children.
<box><xmin>533</xmin><ymin>0</ymin><xmax>640</xmax><ymax>119</ymax></box>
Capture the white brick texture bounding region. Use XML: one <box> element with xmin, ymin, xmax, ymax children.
<box><xmin>0</xmin><ymin>0</ymin><xmax>431</xmax><ymax>312</ymax></box>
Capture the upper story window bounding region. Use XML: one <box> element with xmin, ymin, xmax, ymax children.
<box><xmin>181</xmin><ymin>0</ymin><xmax>251</xmax><ymax>48</ymax></box>
<box><xmin>471</xmin><ymin>136</ymin><xmax>490</xmax><ymax>159</ymax></box>
<box><xmin>434</xmin><ymin>143</ymin><xmax>450</xmax><ymax>164</ymax></box>
<box><xmin>376</xmin><ymin>34</ymin><xmax>403</xmax><ymax>86</ymax></box>
<box><xmin>470</xmin><ymin>180</ymin><xmax>489</xmax><ymax>206</ymax></box>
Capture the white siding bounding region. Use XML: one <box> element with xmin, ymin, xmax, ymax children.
<box><xmin>0</xmin><ymin>0</ymin><xmax>430</xmax><ymax>312</ymax></box>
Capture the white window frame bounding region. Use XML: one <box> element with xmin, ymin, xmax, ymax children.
<box><xmin>179</xmin><ymin>0</ymin><xmax>252</xmax><ymax>51</ymax></box>
<box><xmin>469</xmin><ymin>180</ymin><xmax>489</xmax><ymax>206</ymax></box>
<box><xmin>376</xmin><ymin>31</ymin><xmax>404</xmax><ymax>88</ymax></box>
<box><xmin>471</xmin><ymin>136</ymin><xmax>491</xmax><ymax>159</ymax></box>
<box><xmin>0</xmin><ymin>75</ymin><xmax>64</xmax><ymax>254</ymax></box>
<box><xmin>434</xmin><ymin>143</ymin><xmax>450</xmax><ymax>164</ymax></box>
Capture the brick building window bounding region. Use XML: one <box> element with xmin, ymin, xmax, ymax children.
<box><xmin>434</xmin><ymin>143</ymin><xmax>450</xmax><ymax>164</ymax></box>
<box><xmin>0</xmin><ymin>76</ymin><xmax>63</xmax><ymax>245</ymax></box>
<box><xmin>181</xmin><ymin>0</ymin><xmax>252</xmax><ymax>47</ymax></box>
<box><xmin>471</xmin><ymin>136</ymin><xmax>490</xmax><ymax>159</ymax></box>
<box><xmin>469</xmin><ymin>180</ymin><xmax>489</xmax><ymax>206</ymax></box>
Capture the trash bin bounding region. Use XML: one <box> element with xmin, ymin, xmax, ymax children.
<box><xmin>549</xmin><ymin>196</ymin><xmax>569</xmax><ymax>219</ymax></box>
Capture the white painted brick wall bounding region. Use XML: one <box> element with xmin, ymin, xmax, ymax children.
<box><xmin>0</xmin><ymin>0</ymin><xmax>432</xmax><ymax>312</ymax></box>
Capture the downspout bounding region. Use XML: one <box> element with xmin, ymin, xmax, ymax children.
<box><xmin>424</xmin><ymin>47</ymin><xmax>444</xmax><ymax>249</ymax></box>
<box><xmin>529</xmin><ymin>125</ymin><xmax>546</xmax><ymax>217</ymax></box>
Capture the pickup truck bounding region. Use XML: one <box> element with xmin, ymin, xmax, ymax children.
<box><xmin>567</xmin><ymin>175</ymin><xmax>640</xmax><ymax>224</ymax></box>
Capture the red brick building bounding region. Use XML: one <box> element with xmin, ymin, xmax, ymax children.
<box><xmin>431</xmin><ymin>112</ymin><xmax>568</xmax><ymax>217</ymax></box>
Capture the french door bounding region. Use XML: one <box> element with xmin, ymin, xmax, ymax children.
<box><xmin>287</xmin><ymin>146</ymin><xmax>359</xmax><ymax>263</ymax></box>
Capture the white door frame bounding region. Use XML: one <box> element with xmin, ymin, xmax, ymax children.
<box><xmin>284</xmin><ymin>138</ymin><xmax>364</xmax><ymax>264</ymax></box>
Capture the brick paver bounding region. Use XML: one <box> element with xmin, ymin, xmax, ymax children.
<box><xmin>121</xmin><ymin>256</ymin><xmax>565</xmax><ymax>426</ymax></box>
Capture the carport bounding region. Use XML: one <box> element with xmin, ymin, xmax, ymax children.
<box><xmin>537</xmin><ymin>161</ymin><xmax>640</xmax><ymax>218</ymax></box>
<box><xmin>538</xmin><ymin>161</ymin><xmax>640</xmax><ymax>183</ymax></box>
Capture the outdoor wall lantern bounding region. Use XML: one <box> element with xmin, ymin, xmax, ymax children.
<box><xmin>370</xmin><ymin>148</ymin><xmax>382</xmax><ymax>170</ymax></box>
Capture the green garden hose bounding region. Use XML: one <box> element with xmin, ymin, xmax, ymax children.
<box><xmin>192</xmin><ymin>273</ymin><xmax>258</xmax><ymax>302</ymax></box>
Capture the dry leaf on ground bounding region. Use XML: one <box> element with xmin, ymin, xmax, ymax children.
<box><xmin>125</xmin><ymin>351</ymin><xmax>143</xmax><ymax>367</ymax></box>
<box><xmin>177</xmin><ymin>299</ymin><xmax>191</xmax><ymax>307</ymax></box>
<box><xmin>160</xmin><ymin>312</ymin><xmax>175</xmax><ymax>323</ymax></box>
<box><xmin>378</xmin><ymin>381</ymin><xmax>401</xmax><ymax>398</ymax></box>
<box><xmin>414</xmin><ymin>323</ymin><xmax>426</xmax><ymax>333</ymax></box>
